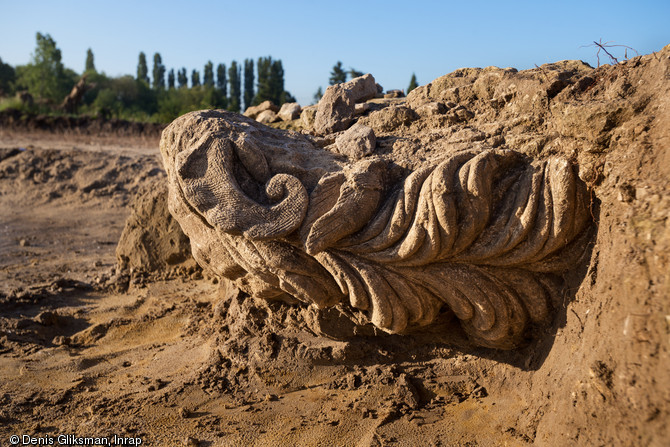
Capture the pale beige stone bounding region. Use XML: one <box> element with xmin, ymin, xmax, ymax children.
<box><xmin>256</xmin><ymin>109</ymin><xmax>279</xmax><ymax>124</ymax></box>
<box><xmin>314</xmin><ymin>74</ymin><xmax>378</xmax><ymax>135</ymax></box>
<box><xmin>278</xmin><ymin>102</ymin><xmax>301</xmax><ymax>121</ymax></box>
<box><xmin>243</xmin><ymin>100</ymin><xmax>279</xmax><ymax>119</ymax></box>
<box><xmin>160</xmin><ymin>110</ymin><xmax>593</xmax><ymax>349</ymax></box>
<box><xmin>335</xmin><ymin>123</ymin><xmax>376</xmax><ymax>159</ymax></box>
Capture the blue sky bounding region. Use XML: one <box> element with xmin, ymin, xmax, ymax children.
<box><xmin>1</xmin><ymin>0</ymin><xmax>669</xmax><ymax>105</ymax></box>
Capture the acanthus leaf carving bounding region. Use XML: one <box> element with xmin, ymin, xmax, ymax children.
<box><xmin>161</xmin><ymin>110</ymin><xmax>594</xmax><ymax>349</ymax></box>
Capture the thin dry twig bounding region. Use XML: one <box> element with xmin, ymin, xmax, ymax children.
<box><xmin>582</xmin><ymin>39</ymin><xmax>640</xmax><ymax>67</ymax></box>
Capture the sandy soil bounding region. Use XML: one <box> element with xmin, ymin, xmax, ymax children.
<box><xmin>0</xmin><ymin>47</ymin><xmax>668</xmax><ymax>447</ymax></box>
<box><xmin>0</xmin><ymin>135</ymin><xmax>517</xmax><ymax>446</ymax></box>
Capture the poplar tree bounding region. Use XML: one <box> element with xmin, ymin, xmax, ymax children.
<box><xmin>243</xmin><ymin>58</ymin><xmax>254</xmax><ymax>110</ymax></box>
<box><xmin>216</xmin><ymin>63</ymin><xmax>227</xmax><ymax>97</ymax></box>
<box><xmin>252</xmin><ymin>56</ymin><xmax>292</xmax><ymax>105</ymax></box>
<box><xmin>253</xmin><ymin>56</ymin><xmax>272</xmax><ymax>106</ymax></box>
<box><xmin>203</xmin><ymin>61</ymin><xmax>214</xmax><ymax>87</ymax></box>
<box><xmin>137</xmin><ymin>52</ymin><xmax>149</xmax><ymax>84</ymax></box>
<box><xmin>167</xmin><ymin>69</ymin><xmax>175</xmax><ymax>89</ymax></box>
<box><xmin>152</xmin><ymin>53</ymin><xmax>165</xmax><ymax>89</ymax></box>
<box><xmin>177</xmin><ymin>68</ymin><xmax>188</xmax><ymax>88</ymax></box>
<box><xmin>228</xmin><ymin>60</ymin><xmax>241</xmax><ymax>112</ymax></box>
<box><xmin>85</xmin><ymin>48</ymin><xmax>95</xmax><ymax>72</ymax></box>
<box><xmin>191</xmin><ymin>69</ymin><xmax>201</xmax><ymax>87</ymax></box>
<box><xmin>269</xmin><ymin>59</ymin><xmax>284</xmax><ymax>103</ymax></box>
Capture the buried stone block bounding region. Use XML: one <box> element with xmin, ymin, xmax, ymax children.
<box><xmin>160</xmin><ymin>110</ymin><xmax>594</xmax><ymax>349</ymax></box>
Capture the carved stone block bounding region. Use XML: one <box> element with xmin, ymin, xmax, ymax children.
<box><xmin>160</xmin><ymin>110</ymin><xmax>593</xmax><ymax>349</ymax></box>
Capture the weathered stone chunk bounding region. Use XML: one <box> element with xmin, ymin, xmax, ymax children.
<box><xmin>314</xmin><ymin>74</ymin><xmax>378</xmax><ymax>135</ymax></box>
<box><xmin>415</xmin><ymin>101</ymin><xmax>448</xmax><ymax>117</ymax></box>
<box><xmin>346</xmin><ymin>74</ymin><xmax>378</xmax><ymax>103</ymax></box>
<box><xmin>301</xmin><ymin>105</ymin><xmax>317</xmax><ymax>130</ymax></box>
<box><xmin>256</xmin><ymin>109</ymin><xmax>279</xmax><ymax>124</ymax></box>
<box><xmin>335</xmin><ymin>123</ymin><xmax>376</xmax><ymax>159</ymax></box>
<box><xmin>243</xmin><ymin>100</ymin><xmax>279</xmax><ymax>119</ymax></box>
<box><xmin>160</xmin><ymin>110</ymin><xmax>594</xmax><ymax>349</ymax></box>
<box><xmin>384</xmin><ymin>89</ymin><xmax>405</xmax><ymax>99</ymax></box>
<box><xmin>361</xmin><ymin>105</ymin><xmax>419</xmax><ymax>133</ymax></box>
<box><xmin>278</xmin><ymin>102</ymin><xmax>302</xmax><ymax>121</ymax></box>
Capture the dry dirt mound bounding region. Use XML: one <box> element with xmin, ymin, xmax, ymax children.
<box><xmin>115</xmin><ymin>183</ymin><xmax>195</xmax><ymax>277</ymax></box>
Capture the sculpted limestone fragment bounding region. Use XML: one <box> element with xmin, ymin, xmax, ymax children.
<box><xmin>315</xmin><ymin>73</ymin><xmax>378</xmax><ymax>134</ymax></box>
<box><xmin>161</xmin><ymin>110</ymin><xmax>593</xmax><ymax>349</ymax></box>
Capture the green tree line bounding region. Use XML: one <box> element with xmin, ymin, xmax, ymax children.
<box><xmin>0</xmin><ymin>33</ymin><xmax>297</xmax><ymax>123</ymax></box>
<box><xmin>0</xmin><ymin>34</ymin><xmax>421</xmax><ymax>123</ymax></box>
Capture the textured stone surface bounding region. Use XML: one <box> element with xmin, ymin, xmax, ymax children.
<box><xmin>335</xmin><ymin>122</ymin><xmax>376</xmax><ymax>159</ymax></box>
<box><xmin>160</xmin><ymin>110</ymin><xmax>593</xmax><ymax>348</ymax></box>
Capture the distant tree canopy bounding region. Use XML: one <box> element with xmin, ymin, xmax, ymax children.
<box><xmin>152</xmin><ymin>53</ymin><xmax>165</xmax><ymax>90</ymax></box>
<box><xmin>348</xmin><ymin>68</ymin><xmax>363</xmax><ymax>79</ymax></box>
<box><xmin>329</xmin><ymin>61</ymin><xmax>346</xmax><ymax>85</ymax></box>
<box><xmin>0</xmin><ymin>57</ymin><xmax>16</xmax><ymax>96</ymax></box>
<box><xmin>407</xmin><ymin>73</ymin><xmax>418</xmax><ymax>94</ymax></box>
<box><xmin>313</xmin><ymin>86</ymin><xmax>323</xmax><ymax>104</ymax></box>
<box><xmin>228</xmin><ymin>61</ymin><xmax>241</xmax><ymax>112</ymax></box>
<box><xmin>252</xmin><ymin>56</ymin><xmax>294</xmax><ymax>107</ymax></box>
<box><xmin>91</xmin><ymin>74</ymin><xmax>156</xmax><ymax>119</ymax></box>
<box><xmin>15</xmin><ymin>32</ymin><xmax>75</xmax><ymax>103</ymax></box>
<box><xmin>0</xmin><ymin>34</ymin><xmax>301</xmax><ymax>123</ymax></box>
<box><xmin>85</xmin><ymin>48</ymin><xmax>95</xmax><ymax>73</ymax></box>
<box><xmin>137</xmin><ymin>52</ymin><xmax>149</xmax><ymax>84</ymax></box>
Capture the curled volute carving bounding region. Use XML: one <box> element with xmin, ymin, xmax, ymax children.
<box><xmin>161</xmin><ymin>110</ymin><xmax>594</xmax><ymax>349</ymax></box>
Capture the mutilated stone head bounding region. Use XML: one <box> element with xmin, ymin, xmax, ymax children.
<box><xmin>160</xmin><ymin>110</ymin><xmax>594</xmax><ymax>349</ymax></box>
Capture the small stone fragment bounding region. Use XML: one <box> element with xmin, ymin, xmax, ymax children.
<box><xmin>256</xmin><ymin>109</ymin><xmax>279</xmax><ymax>124</ymax></box>
<box><xmin>243</xmin><ymin>100</ymin><xmax>279</xmax><ymax>119</ymax></box>
<box><xmin>384</xmin><ymin>89</ymin><xmax>405</xmax><ymax>98</ymax></box>
<box><xmin>315</xmin><ymin>74</ymin><xmax>378</xmax><ymax>134</ymax></box>
<box><xmin>354</xmin><ymin>102</ymin><xmax>371</xmax><ymax>115</ymax></box>
<box><xmin>300</xmin><ymin>105</ymin><xmax>317</xmax><ymax>129</ymax></box>
<box><xmin>278</xmin><ymin>102</ymin><xmax>301</xmax><ymax>121</ymax></box>
<box><xmin>335</xmin><ymin>123</ymin><xmax>376</xmax><ymax>159</ymax></box>
<box><xmin>415</xmin><ymin>101</ymin><xmax>448</xmax><ymax>117</ymax></box>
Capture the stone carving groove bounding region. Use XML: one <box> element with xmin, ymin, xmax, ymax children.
<box><xmin>161</xmin><ymin>110</ymin><xmax>593</xmax><ymax>349</ymax></box>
